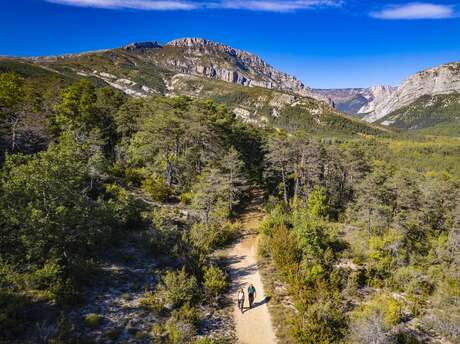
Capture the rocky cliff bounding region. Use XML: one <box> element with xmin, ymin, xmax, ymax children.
<box><xmin>358</xmin><ymin>85</ymin><xmax>397</xmax><ymax>120</ymax></box>
<box><xmin>361</xmin><ymin>63</ymin><xmax>460</xmax><ymax>123</ymax></box>
<box><xmin>127</xmin><ymin>38</ymin><xmax>331</xmax><ymax>104</ymax></box>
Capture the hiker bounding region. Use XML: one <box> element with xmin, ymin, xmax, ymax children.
<box><xmin>237</xmin><ymin>288</ymin><xmax>245</xmax><ymax>313</ymax></box>
<box><xmin>247</xmin><ymin>284</ymin><xmax>256</xmax><ymax>309</ymax></box>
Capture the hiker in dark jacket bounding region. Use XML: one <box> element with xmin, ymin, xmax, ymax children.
<box><xmin>247</xmin><ymin>284</ymin><xmax>256</xmax><ymax>308</ymax></box>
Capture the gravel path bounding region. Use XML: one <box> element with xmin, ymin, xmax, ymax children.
<box><xmin>228</xmin><ymin>198</ymin><xmax>277</xmax><ymax>344</ymax></box>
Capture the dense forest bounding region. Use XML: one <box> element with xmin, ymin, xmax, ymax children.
<box><xmin>1</xmin><ymin>70</ymin><xmax>459</xmax><ymax>344</ymax></box>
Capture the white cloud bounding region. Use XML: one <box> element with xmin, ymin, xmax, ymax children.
<box><xmin>370</xmin><ymin>2</ymin><xmax>455</xmax><ymax>20</ymax></box>
<box><xmin>216</xmin><ymin>0</ymin><xmax>343</xmax><ymax>12</ymax></box>
<box><xmin>46</xmin><ymin>0</ymin><xmax>200</xmax><ymax>10</ymax></box>
<box><xmin>45</xmin><ymin>0</ymin><xmax>342</xmax><ymax>11</ymax></box>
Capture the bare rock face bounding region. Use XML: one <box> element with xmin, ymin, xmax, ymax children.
<box><xmin>154</xmin><ymin>38</ymin><xmax>331</xmax><ymax>104</ymax></box>
<box><xmin>358</xmin><ymin>85</ymin><xmax>397</xmax><ymax>120</ymax></box>
<box><xmin>361</xmin><ymin>63</ymin><xmax>460</xmax><ymax>122</ymax></box>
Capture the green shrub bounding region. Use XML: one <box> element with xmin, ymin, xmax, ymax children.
<box><xmin>142</xmin><ymin>176</ymin><xmax>173</xmax><ymax>202</ymax></box>
<box><xmin>84</xmin><ymin>313</ymin><xmax>102</xmax><ymax>329</ymax></box>
<box><xmin>345</xmin><ymin>270</ymin><xmax>364</xmax><ymax>297</ymax></box>
<box><xmin>259</xmin><ymin>206</ymin><xmax>288</xmax><ymax>236</ymax></box>
<box><xmin>189</xmin><ymin>221</ymin><xmax>239</xmax><ymax>253</ymax></box>
<box><xmin>180</xmin><ymin>192</ymin><xmax>193</xmax><ymax>205</ymax></box>
<box><xmin>352</xmin><ymin>292</ymin><xmax>403</xmax><ymax>330</ymax></box>
<box><xmin>426</xmin><ymin>276</ymin><xmax>460</xmax><ymax>342</ymax></box>
<box><xmin>203</xmin><ymin>266</ymin><xmax>228</xmax><ymax>299</ymax></box>
<box><xmin>139</xmin><ymin>291</ymin><xmax>163</xmax><ymax>313</ymax></box>
<box><xmin>24</xmin><ymin>260</ymin><xmax>62</xmax><ymax>292</ymax></box>
<box><xmin>291</xmin><ymin>298</ymin><xmax>346</xmax><ymax>344</ymax></box>
<box><xmin>123</xmin><ymin>167</ymin><xmax>144</xmax><ymax>186</ymax></box>
<box><xmin>165</xmin><ymin>319</ymin><xmax>196</xmax><ymax>344</ymax></box>
<box><xmin>257</xmin><ymin>234</ymin><xmax>271</xmax><ymax>258</ymax></box>
<box><xmin>105</xmin><ymin>183</ymin><xmax>147</xmax><ymax>230</ymax></box>
<box><xmin>390</xmin><ymin>266</ymin><xmax>433</xmax><ymax>296</ymax></box>
<box><xmin>171</xmin><ymin>303</ymin><xmax>200</xmax><ymax>327</ymax></box>
<box><xmin>154</xmin><ymin>267</ymin><xmax>198</xmax><ymax>309</ymax></box>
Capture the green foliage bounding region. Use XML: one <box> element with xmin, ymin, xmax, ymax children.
<box><xmin>291</xmin><ymin>298</ymin><xmax>346</xmax><ymax>344</ymax></box>
<box><xmin>2</xmin><ymin>56</ymin><xmax>460</xmax><ymax>344</ymax></box>
<box><xmin>352</xmin><ymin>292</ymin><xmax>403</xmax><ymax>330</ymax></box>
<box><xmin>0</xmin><ymin>72</ymin><xmax>23</xmax><ymax>114</ymax></box>
<box><xmin>306</xmin><ymin>186</ymin><xmax>329</xmax><ymax>219</ymax></box>
<box><xmin>203</xmin><ymin>266</ymin><xmax>228</xmax><ymax>298</ymax></box>
<box><xmin>259</xmin><ymin>206</ymin><xmax>289</xmax><ymax>237</ymax></box>
<box><xmin>84</xmin><ymin>313</ymin><xmax>102</xmax><ymax>329</ymax></box>
<box><xmin>142</xmin><ymin>175</ymin><xmax>173</xmax><ymax>201</ymax></box>
<box><xmin>53</xmin><ymin>79</ymin><xmax>98</xmax><ymax>130</ymax></box>
<box><xmin>380</xmin><ymin>93</ymin><xmax>460</xmax><ymax>134</ymax></box>
<box><xmin>170</xmin><ymin>303</ymin><xmax>201</xmax><ymax>327</ymax></box>
<box><xmin>164</xmin><ymin>318</ymin><xmax>196</xmax><ymax>344</ymax></box>
<box><xmin>105</xmin><ymin>183</ymin><xmax>148</xmax><ymax>229</ymax></box>
<box><xmin>390</xmin><ymin>266</ymin><xmax>433</xmax><ymax>296</ymax></box>
<box><xmin>154</xmin><ymin>268</ymin><xmax>198</xmax><ymax>309</ymax></box>
<box><xmin>193</xmin><ymin>338</ymin><xmax>219</xmax><ymax>344</ymax></box>
<box><xmin>189</xmin><ymin>220</ymin><xmax>240</xmax><ymax>256</ymax></box>
<box><xmin>426</xmin><ymin>275</ymin><xmax>460</xmax><ymax>342</ymax></box>
<box><xmin>273</xmin><ymin>104</ymin><xmax>383</xmax><ymax>136</ymax></box>
<box><xmin>0</xmin><ymin>132</ymin><xmax>117</xmax><ymax>270</ymax></box>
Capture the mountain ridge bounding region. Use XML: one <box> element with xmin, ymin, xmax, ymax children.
<box><xmin>361</xmin><ymin>62</ymin><xmax>460</xmax><ymax>123</ymax></box>
<box><xmin>26</xmin><ymin>37</ymin><xmax>331</xmax><ymax>104</ymax></box>
<box><xmin>0</xmin><ymin>39</ymin><xmax>386</xmax><ymax>137</ymax></box>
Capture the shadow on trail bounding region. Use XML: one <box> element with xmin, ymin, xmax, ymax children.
<box><xmin>241</xmin><ymin>296</ymin><xmax>272</xmax><ymax>314</ymax></box>
<box><xmin>227</xmin><ymin>256</ymin><xmax>259</xmax><ymax>291</ymax></box>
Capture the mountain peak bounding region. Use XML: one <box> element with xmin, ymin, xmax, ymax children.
<box><xmin>123</xmin><ymin>41</ymin><xmax>162</xmax><ymax>51</ymax></box>
<box><xmin>160</xmin><ymin>37</ymin><xmax>331</xmax><ymax>104</ymax></box>
<box><xmin>167</xmin><ymin>37</ymin><xmax>246</xmax><ymax>53</ymax></box>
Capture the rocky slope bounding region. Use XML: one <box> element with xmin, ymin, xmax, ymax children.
<box><xmin>358</xmin><ymin>85</ymin><xmax>397</xmax><ymax>118</ymax></box>
<box><xmin>0</xmin><ymin>38</ymin><xmax>387</xmax><ymax>135</ymax></box>
<box><xmin>0</xmin><ymin>56</ymin><xmax>385</xmax><ymax>137</ymax></box>
<box><xmin>124</xmin><ymin>38</ymin><xmax>331</xmax><ymax>104</ymax></box>
<box><xmin>361</xmin><ymin>63</ymin><xmax>460</xmax><ymax>123</ymax></box>
<box><xmin>26</xmin><ymin>38</ymin><xmax>332</xmax><ymax>105</ymax></box>
<box><xmin>165</xmin><ymin>73</ymin><xmax>385</xmax><ymax>135</ymax></box>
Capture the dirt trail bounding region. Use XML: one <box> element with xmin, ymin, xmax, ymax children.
<box><xmin>228</xmin><ymin>196</ymin><xmax>277</xmax><ymax>344</ymax></box>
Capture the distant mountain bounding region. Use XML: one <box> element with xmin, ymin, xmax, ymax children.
<box><xmin>361</xmin><ymin>63</ymin><xmax>460</xmax><ymax>124</ymax></box>
<box><xmin>315</xmin><ymin>86</ymin><xmax>396</xmax><ymax>116</ymax></box>
<box><xmin>314</xmin><ymin>88</ymin><xmax>369</xmax><ymax>114</ymax></box>
<box><xmin>319</xmin><ymin>62</ymin><xmax>460</xmax><ymax>135</ymax></box>
<box><xmin>0</xmin><ymin>38</ymin><xmax>385</xmax><ymax>136</ymax></box>
<box><xmin>376</xmin><ymin>93</ymin><xmax>460</xmax><ymax>136</ymax></box>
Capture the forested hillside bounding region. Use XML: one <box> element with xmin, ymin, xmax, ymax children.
<box><xmin>1</xmin><ymin>63</ymin><xmax>459</xmax><ymax>344</ymax></box>
<box><xmin>259</xmin><ymin>133</ymin><xmax>459</xmax><ymax>343</ymax></box>
<box><xmin>0</xmin><ymin>70</ymin><xmax>265</xmax><ymax>343</ymax></box>
<box><xmin>377</xmin><ymin>93</ymin><xmax>460</xmax><ymax>136</ymax></box>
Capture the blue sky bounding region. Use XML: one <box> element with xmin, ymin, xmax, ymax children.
<box><xmin>1</xmin><ymin>0</ymin><xmax>460</xmax><ymax>88</ymax></box>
